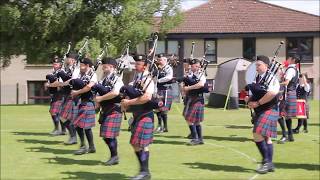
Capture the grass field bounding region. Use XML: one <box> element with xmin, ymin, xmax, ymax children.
<box><xmin>1</xmin><ymin>101</ymin><xmax>319</xmax><ymax>180</ymax></box>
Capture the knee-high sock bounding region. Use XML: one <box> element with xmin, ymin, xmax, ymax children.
<box><xmin>76</xmin><ymin>127</ymin><xmax>85</xmax><ymax>146</ymax></box>
<box><xmin>303</xmin><ymin>119</ymin><xmax>308</xmax><ymax>130</ymax></box>
<box><xmin>64</xmin><ymin>120</ymin><xmax>76</xmax><ymax>137</ymax></box>
<box><xmin>104</xmin><ymin>138</ymin><xmax>118</xmax><ymax>157</ymax></box>
<box><xmin>266</xmin><ymin>142</ymin><xmax>273</xmax><ymax>163</ymax></box>
<box><xmin>85</xmin><ymin>128</ymin><xmax>94</xmax><ymax>148</ymax></box>
<box><xmin>51</xmin><ymin>115</ymin><xmax>59</xmax><ymax>130</ymax></box>
<box><xmin>278</xmin><ymin>117</ymin><xmax>287</xmax><ymax>137</ymax></box>
<box><xmin>296</xmin><ymin>119</ymin><xmax>303</xmax><ymax>130</ymax></box>
<box><xmin>255</xmin><ymin>140</ymin><xmax>269</xmax><ymax>164</ymax></box>
<box><xmin>156</xmin><ymin>112</ymin><xmax>162</xmax><ymax>127</ymax></box>
<box><xmin>195</xmin><ymin>124</ymin><xmax>202</xmax><ymax>140</ymax></box>
<box><xmin>162</xmin><ymin>113</ymin><xmax>168</xmax><ymax>129</ymax></box>
<box><xmin>139</xmin><ymin>150</ymin><xmax>150</xmax><ymax>173</ymax></box>
<box><xmin>285</xmin><ymin>118</ymin><xmax>293</xmax><ymax>135</ymax></box>
<box><xmin>189</xmin><ymin>125</ymin><xmax>198</xmax><ymax>139</ymax></box>
<box><xmin>60</xmin><ymin>120</ymin><xmax>66</xmax><ymax>132</ymax></box>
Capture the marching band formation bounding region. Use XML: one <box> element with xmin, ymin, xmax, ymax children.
<box><xmin>45</xmin><ymin>36</ymin><xmax>311</xmax><ymax>179</ymax></box>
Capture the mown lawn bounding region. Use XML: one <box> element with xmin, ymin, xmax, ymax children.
<box><xmin>1</xmin><ymin>101</ymin><xmax>319</xmax><ymax>180</ymax></box>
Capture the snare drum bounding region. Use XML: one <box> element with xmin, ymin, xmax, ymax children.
<box><xmin>296</xmin><ymin>99</ymin><xmax>307</xmax><ymax>119</ymax></box>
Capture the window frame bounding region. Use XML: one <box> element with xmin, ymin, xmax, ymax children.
<box><xmin>204</xmin><ymin>39</ymin><xmax>217</xmax><ymax>64</ymax></box>
<box><xmin>286</xmin><ymin>37</ymin><xmax>313</xmax><ymax>63</ymax></box>
<box><xmin>242</xmin><ymin>37</ymin><xmax>256</xmax><ymax>61</ymax></box>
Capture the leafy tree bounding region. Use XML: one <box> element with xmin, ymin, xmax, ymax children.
<box><xmin>0</xmin><ymin>0</ymin><xmax>182</xmax><ymax>66</ymax></box>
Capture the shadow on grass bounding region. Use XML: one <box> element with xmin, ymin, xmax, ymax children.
<box><xmin>12</xmin><ymin>131</ymin><xmax>51</xmax><ymax>137</ymax></box>
<box><xmin>308</xmin><ymin>123</ymin><xmax>320</xmax><ymax>127</ymax></box>
<box><xmin>202</xmin><ymin>136</ymin><xmax>252</xmax><ymax>142</ymax></box>
<box><xmin>184</xmin><ymin>162</ymin><xmax>254</xmax><ymax>173</ymax></box>
<box><xmin>275</xmin><ymin>162</ymin><xmax>320</xmax><ymax>171</ymax></box>
<box><xmin>153</xmin><ymin>139</ymin><xmax>186</xmax><ymax>145</ymax></box>
<box><xmin>154</xmin><ymin>135</ymin><xmax>185</xmax><ymax>139</ymax></box>
<box><xmin>225</xmin><ymin>125</ymin><xmax>252</xmax><ymax>129</ymax></box>
<box><xmin>17</xmin><ymin>139</ymin><xmax>62</xmax><ymax>145</ymax></box>
<box><xmin>26</xmin><ymin>146</ymin><xmax>74</xmax><ymax>155</ymax></box>
<box><xmin>61</xmin><ymin>171</ymin><xmax>129</xmax><ymax>180</ymax></box>
<box><xmin>43</xmin><ymin>156</ymin><xmax>102</xmax><ymax>166</ymax></box>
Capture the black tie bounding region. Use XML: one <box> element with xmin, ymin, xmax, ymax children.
<box><xmin>256</xmin><ymin>75</ymin><xmax>261</xmax><ymax>83</ymax></box>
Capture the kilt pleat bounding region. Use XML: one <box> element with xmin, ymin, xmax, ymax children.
<box><xmin>253</xmin><ymin>108</ymin><xmax>279</xmax><ymax>138</ymax></box>
<box><xmin>285</xmin><ymin>90</ymin><xmax>297</xmax><ymax>118</ymax></box>
<box><xmin>99</xmin><ymin>109</ymin><xmax>122</xmax><ymax>138</ymax></box>
<box><xmin>157</xmin><ymin>89</ymin><xmax>173</xmax><ymax>112</ymax></box>
<box><xmin>183</xmin><ymin>96</ymin><xmax>204</xmax><ymax>123</ymax></box>
<box><xmin>130</xmin><ymin>111</ymin><xmax>154</xmax><ymax>147</ymax></box>
<box><xmin>73</xmin><ymin>101</ymin><xmax>96</xmax><ymax>129</ymax></box>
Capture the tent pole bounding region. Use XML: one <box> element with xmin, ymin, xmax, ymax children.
<box><xmin>223</xmin><ymin>82</ymin><xmax>232</xmax><ymax>111</ymax></box>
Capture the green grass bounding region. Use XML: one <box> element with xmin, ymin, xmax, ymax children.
<box><xmin>1</xmin><ymin>101</ymin><xmax>319</xmax><ymax>180</ymax></box>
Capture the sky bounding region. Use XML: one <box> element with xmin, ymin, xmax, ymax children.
<box><xmin>180</xmin><ymin>0</ymin><xmax>320</xmax><ymax>16</ymax></box>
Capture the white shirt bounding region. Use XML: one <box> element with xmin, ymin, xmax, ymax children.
<box><xmin>133</xmin><ymin>71</ymin><xmax>155</xmax><ymax>95</ymax></box>
<box><xmin>75</xmin><ymin>68</ymin><xmax>98</xmax><ymax>83</ymax></box>
<box><xmin>298</xmin><ymin>83</ymin><xmax>311</xmax><ymax>92</ymax></box>
<box><xmin>284</xmin><ymin>64</ymin><xmax>297</xmax><ymax>81</ymax></box>
<box><xmin>71</xmin><ymin>65</ymin><xmax>81</xmax><ymax>79</ymax></box>
<box><xmin>101</xmin><ymin>72</ymin><xmax>124</xmax><ymax>94</ymax></box>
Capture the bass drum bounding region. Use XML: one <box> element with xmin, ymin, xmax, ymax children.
<box><xmin>245</xmin><ymin>62</ymin><xmax>257</xmax><ymax>85</ymax></box>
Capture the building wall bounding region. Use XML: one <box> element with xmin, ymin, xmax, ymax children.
<box><xmin>1</xmin><ymin>56</ymin><xmax>51</xmax><ymax>104</ymax></box>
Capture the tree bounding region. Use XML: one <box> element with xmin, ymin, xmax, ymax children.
<box><xmin>0</xmin><ymin>0</ymin><xmax>182</xmax><ymax>65</ymax></box>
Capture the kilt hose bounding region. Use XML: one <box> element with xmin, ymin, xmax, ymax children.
<box><xmin>73</xmin><ymin>100</ymin><xmax>96</xmax><ymax>129</ymax></box>
<box><xmin>253</xmin><ymin>108</ymin><xmax>279</xmax><ymax>138</ymax></box>
<box><xmin>130</xmin><ymin>111</ymin><xmax>154</xmax><ymax>148</ymax></box>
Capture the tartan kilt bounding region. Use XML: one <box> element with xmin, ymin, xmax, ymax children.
<box><xmin>183</xmin><ymin>96</ymin><xmax>204</xmax><ymax>124</ymax></box>
<box><xmin>253</xmin><ymin>108</ymin><xmax>279</xmax><ymax>138</ymax></box>
<box><xmin>73</xmin><ymin>101</ymin><xmax>96</xmax><ymax>129</ymax></box>
<box><xmin>99</xmin><ymin>110</ymin><xmax>122</xmax><ymax>138</ymax></box>
<box><xmin>285</xmin><ymin>90</ymin><xmax>297</xmax><ymax>118</ymax></box>
<box><xmin>130</xmin><ymin>111</ymin><xmax>154</xmax><ymax>148</ymax></box>
<box><xmin>157</xmin><ymin>89</ymin><xmax>173</xmax><ymax>112</ymax></box>
<box><xmin>49</xmin><ymin>99</ymin><xmax>62</xmax><ymax>115</ymax></box>
<box><xmin>60</xmin><ymin>96</ymin><xmax>78</xmax><ymax>122</ymax></box>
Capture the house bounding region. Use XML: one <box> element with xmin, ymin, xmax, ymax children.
<box><xmin>137</xmin><ymin>0</ymin><xmax>320</xmax><ymax>99</ymax></box>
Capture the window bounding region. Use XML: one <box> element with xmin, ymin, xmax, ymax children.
<box><xmin>243</xmin><ymin>38</ymin><xmax>256</xmax><ymax>60</ymax></box>
<box><xmin>156</xmin><ymin>41</ymin><xmax>165</xmax><ymax>54</ymax></box>
<box><xmin>204</xmin><ymin>39</ymin><xmax>217</xmax><ymax>64</ymax></box>
<box><xmin>167</xmin><ymin>40</ymin><xmax>179</xmax><ymax>55</ymax></box>
<box><xmin>27</xmin><ymin>81</ymin><xmax>50</xmax><ymax>104</ymax></box>
<box><xmin>287</xmin><ymin>37</ymin><xmax>313</xmax><ymax>63</ymax></box>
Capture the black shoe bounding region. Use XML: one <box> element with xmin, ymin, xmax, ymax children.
<box><xmin>288</xmin><ymin>134</ymin><xmax>294</xmax><ymax>142</ymax></box>
<box><xmin>186</xmin><ymin>134</ymin><xmax>192</xmax><ymax>139</ymax></box>
<box><xmin>292</xmin><ymin>129</ymin><xmax>299</xmax><ymax>134</ymax></box>
<box><xmin>268</xmin><ymin>162</ymin><xmax>275</xmax><ymax>172</ymax></box>
<box><xmin>104</xmin><ymin>156</ymin><xmax>119</xmax><ymax>166</ymax></box>
<box><xmin>303</xmin><ymin>129</ymin><xmax>309</xmax><ymax>133</ymax></box>
<box><xmin>50</xmin><ymin>130</ymin><xmax>61</xmax><ymax>136</ymax></box>
<box><xmin>74</xmin><ymin>146</ymin><xmax>87</xmax><ymax>155</ymax></box>
<box><xmin>163</xmin><ymin>128</ymin><xmax>168</xmax><ymax>132</ymax></box>
<box><xmin>187</xmin><ymin>139</ymin><xmax>203</xmax><ymax>146</ymax></box>
<box><xmin>278</xmin><ymin>136</ymin><xmax>287</xmax><ymax>144</ymax></box>
<box><xmin>256</xmin><ymin>163</ymin><xmax>270</xmax><ymax>174</ymax></box>
<box><xmin>131</xmin><ymin>171</ymin><xmax>151</xmax><ymax>180</ymax></box>
<box><xmin>88</xmin><ymin>147</ymin><xmax>96</xmax><ymax>153</ymax></box>
<box><xmin>154</xmin><ymin>126</ymin><xmax>163</xmax><ymax>133</ymax></box>
<box><xmin>64</xmin><ymin>136</ymin><xmax>77</xmax><ymax>145</ymax></box>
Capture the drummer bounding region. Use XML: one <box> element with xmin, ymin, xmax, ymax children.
<box><xmin>293</xmin><ymin>74</ymin><xmax>311</xmax><ymax>133</ymax></box>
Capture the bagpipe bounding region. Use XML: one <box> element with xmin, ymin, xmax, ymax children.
<box><xmin>245</xmin><ymin>41</ymin><xmax>284</xmax><ymax>122</ymax></box>
<box><xmin>45</xmin><ymin>42</ymin><xmax>72</xmax><ymax>94</ymax></box>
<box><xmin>90</xmin><ymin>41</ymin><xmax>130</xmax><ymax>104</ymax></box>
<box><xmin>68</xmin><ymin>38</ymin><xmax>104</xmax><ymax>91</ymax></box>
<box><xmin>119</xmin><ymin>33</ymin><xmax>163</xmax><ymax>110</ymax></box>
<box><xmin>177</xmin><ymin>42</ymin><xmax>210</xmax><ymax>95</ymax></box>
